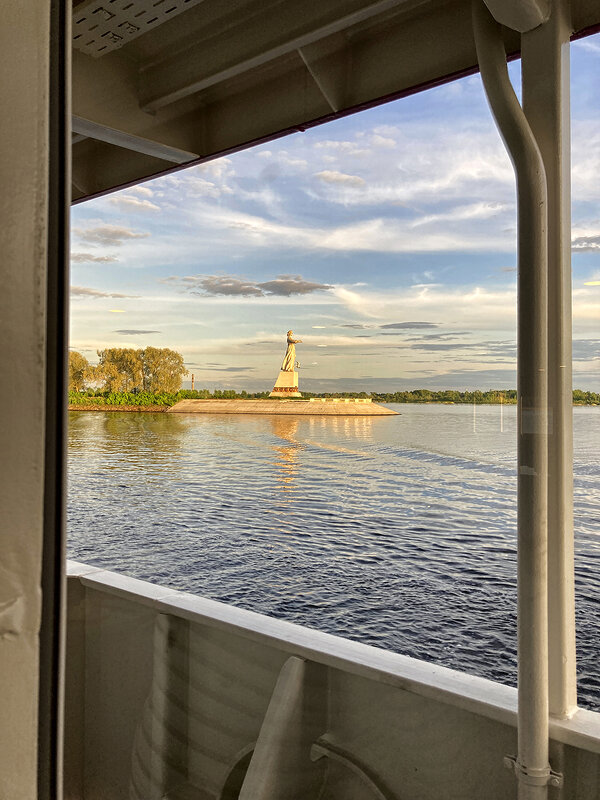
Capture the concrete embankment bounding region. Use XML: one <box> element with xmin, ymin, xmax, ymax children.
<box><xmin>168</xmin><ymin>399</ymin><xmax>398</xmax><ymax>416</ymax></box>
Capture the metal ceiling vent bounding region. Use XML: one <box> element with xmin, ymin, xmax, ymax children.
<box><xmin>73</xmin><ymin>0</ymin><xmax>204</xmax><ymax>57</ymax></box>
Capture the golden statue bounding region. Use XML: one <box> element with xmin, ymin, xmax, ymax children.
<box><xmin>281</xmin><ymin>330</ymin><xmax>302</xmax><ymax>372</ymax></box>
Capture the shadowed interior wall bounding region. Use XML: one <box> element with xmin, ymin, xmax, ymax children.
<box><xmin>0</xmin><ymin>4</ymin><xmax>51</xmax><ymax>797</ymax></box>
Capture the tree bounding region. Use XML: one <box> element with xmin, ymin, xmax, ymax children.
<box><xmin>96</xmin><ymin>348</ymin><xmax>144</xmax><ymax>392</ymax></box>
<box><xmin>68</xmin><ymin>351</ymin><xmax>90</xmax><ymax>391</ymax></box>
<box><xmin>141</xmin><ymin>347</ymin><xmax>187</xmax><ymax>393</ymax></box>
<box><xmin>94</xmin><ymin>346</ymin><xmax>187</xmax><ymax>393</ymax></box>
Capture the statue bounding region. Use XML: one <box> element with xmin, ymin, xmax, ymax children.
<box><xmin>281</xmin><ymin>330</ymin><xmax>302</xmax><ymax>372</ymax></box>
<box><xmin>269</xmin><ymin>330</ymin><xmax>303</xmax><ymax>398</ymax></box>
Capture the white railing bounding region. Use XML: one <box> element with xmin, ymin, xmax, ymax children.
<box><xmin>64</xmin><ymin>562</ymin><xmax>600</xmax><ymax>800</ymax></box>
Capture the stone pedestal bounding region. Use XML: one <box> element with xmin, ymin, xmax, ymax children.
<box><xmin>269</xmin><ymin>370</ymin><xmax>301</xmax><ymax>398</ymax></box>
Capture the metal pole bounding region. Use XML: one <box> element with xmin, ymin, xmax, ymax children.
<box><xmin>472</xmin><ymin>4</ymin><xmax>550</xmax><ymax>798</ymax></box>
<box><xmin>521</xmin><ymin>0</ymin><xmax>577</xmax><ymax>720</ymax></box>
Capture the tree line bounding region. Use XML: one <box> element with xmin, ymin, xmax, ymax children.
<box><xmin>68</xmin><ymin>382</ymin><xmax>600</xmax><ymax>407</ymax></box>
<box><xmin>69</xmin><ymin>348</ymin><xmax>187</xmax><ymax>394</ymax></box>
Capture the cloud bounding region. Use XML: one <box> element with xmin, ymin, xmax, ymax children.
<box><xmin>370</xmin><ymin>134</ymin><xmax>396</xmax><ymax>149</ymax></box>
<box><xmin>158</xmin><ymin>159</ymin><xmax>236</xmax><ymax>198</ymax></box>
<box><xmin>200</xmin><ymin>366</ymin><xmax>255</xmax><ymax>372</ymax></box>
<box><xmin>406</xmin><ymin>331</ymin><xmax>471</xmax><ymax>341</ymax></box>
<box><xmin>314</xmin><ymin>140</ymin><xmax>371</xmax><ymax>157</ymax></box>
<box><xmin>297</xmin><ymin>370</ymin><xmax>519</xmax><ymax>392</ymax></box>
<box><xmin>74</xmin><ymin>225</ymin><xmax>150</xmax><ymax>246</ymax></box>
<box><xmin>573</xmin><ymin>37</ymin><xmax>600</xmax><ymax>55</ymax></box>
<box><xmin>188</xmin><ymin>276</ymin><xmax>263</xmax><ymax>297</ymax></box>
<box><xmin>165</xmin><ymin>274</ymin><xmax>331</xmax><ymax>298</ymax></box>
<box><xmin>410</xmin><ymin>202</ymin><xmax>506</xmax><ymax>228</ymax></box>
<box><xmin>572</xmin><ymin>339</ymin><xmax>600</xmax><ymax>361</ymax></box>
<box><xmin>109</xmin><ymin>195</ymin><xmax>161</xmax><ymax>212</ymax></box>
<box><xmin>113</xmin><ymin>330</ymin><xmax>160</xmax><ymax>335</ymax></box>
<box><xmin>330</xmin><ymin>284</ymin><xmax>518</xmax><ymax>328</ymax></box>
<box><xmin>70</xmin><ymin>286</ymin><xmax>139</xmax><ymax>299</ymax></box>
<box><xmin>71</xmin><ymin>252</ymin><xmax>119</xmax><ymax>263</ymax></box>
<box><xmin>572</xmin><ymin>234</ymin><xmax>600</xmax><ymax>252</ymax></box>
<box><xmin>127</xmin><ymin>185</ymin><xmax>154</xmax><ymax>197</ymax></box>
<box><xmin>182</xmin><ymin>203</ymin><xmax>513</xmax><ymax>254</ymax></box>
<box><xmin>410</xmin><ymin>342</ymin><xmax>479</xmax><ymax>352</ymax></box>
<box><xmin>257</xmin><ymin>275</ymin><xmax>332</xmax><ymax>296</ymax></box>
<box><xmin>380</xmin><ymin>322</ymin><xmax>439</xmax><ymax>329</ymax></box>
<box><xmin>314</xmin><ymin>170</ymin><xmax>366</xmax><ymax>188</ymax></box>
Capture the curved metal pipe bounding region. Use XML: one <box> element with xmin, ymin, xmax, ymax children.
<box><xmin>472</xmin><ymin>3</ymin><xmax>549</xmax><ymax>798</ymax></box>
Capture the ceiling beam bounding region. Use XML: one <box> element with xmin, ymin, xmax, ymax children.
<box><xmin>71</xmin><ymin>115</ymin><xmax>199</xmax><ymax>164</ymax></box>
<box><xmin>298</xmin><ymin>37</ymin><xmax>349</xmax><ymax>112</ymax></box>
<box><xmin>139</xmin><ymin>0</ymin><xmax>408</xmax><ymax>112</ymax></box>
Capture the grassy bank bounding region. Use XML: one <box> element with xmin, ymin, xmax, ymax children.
<box><xmin>69</xmin><ymin>389</ymin><xmax>600</xmax><ymax>408</ymax></box>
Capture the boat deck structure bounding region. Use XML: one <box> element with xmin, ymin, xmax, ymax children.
<box><xmin>1</xmin><ymin>1</ymin><xmax>600</xmax><ymax>798</ymax></box>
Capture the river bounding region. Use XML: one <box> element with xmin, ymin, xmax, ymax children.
<box><xmin>67</xmin><ymin>404</ymin><xmax>600</xmax><ymax>710</ymax></box>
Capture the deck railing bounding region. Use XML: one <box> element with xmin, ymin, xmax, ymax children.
<box><xmin>64</xmin><ymin>561</ymin><xmax>600</xmax><ymax>800</ymax></box>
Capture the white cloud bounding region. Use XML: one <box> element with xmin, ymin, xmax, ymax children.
<box><xmin>73</xmin><ymin>224</ymin><xmax>150</xmax><ymax>246</ymax></box>
<box><xmin>71</xmin><ymin>252</ymin><xmax>119</xmax><ymax>263</ymax></box>
<box><xmin>126</xmin><ymin>185</ymin><xmax>154</xmax><ymax>197</ymax></box>
<box><xmin>370</xmin><ymin>134</ymin><xmax>396</xmax><ymax>148</ymax></box>
<box><xmin>70</xmin><ymin>286</ymin><xmax>139</xmax><ymax>299</ymax></box>
<box><xmin>109</xmin><ymin>195</ymin><xmax>161</xmax><ymax>212</ymax></box>
<box><xmin>313</xmin><ymin>140</ymin><xmax>371</xmax><ymax>157</ymax></box>
<box><xmin>330</xmin><ymin>284</ymin><xmax>517</xmax><ymax>330</ymax></box>
<box><xmin>156</xmin><ymin>158</ymin><xmax>236</xmax><ymax>199</ymax></box>
<box><xmin>571</xmin><ymin>122</ymin><xmax>600</xmax><ymax>201</ymax></box>
<box><xmin>183</xmin><ymin>205</ymin><xmax>512</xmax><ymax>255</ymax></box>
<box><xmin>572</xmin><ymin>233</ymin><xmax>600</xmax><ymax>252</ymax></box>
<box><xmin>314</xmin><ymin>170</ymin><xmax>366</xmax><ymax>188</ymax></box>
<box><xmin>410</xmin><ymin>202</ymin><xmax>507</xmax><ymax>228</ymax></box>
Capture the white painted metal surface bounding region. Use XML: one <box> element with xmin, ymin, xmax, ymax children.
<box><xmin>72</xmin><ymin>115</ymin><xmax>199</xmax><ymax>163</ymax></box>
<box><xmin>138</xmin><ymin>0</ymin><xmax>412</xmax><ymax>112</ymax></box>
<box><xmin>65</xmin><ymin>563</ymin><xmax>600</xmax><ymax>799</ymax></box>
<box><xmin>472</xmin><ymin>2</ymin><xmax>550</xmax><ymax>796</ymax></box>
<box><xmin>3</xmin><ymin>1</ymin><xmax>600</xmax><ymax>796</ymax></box>
<box><xmin>520</xmin><ymin>0</ymin><xmax>577</xmax><ymax>721</ymax></box>
<box><xmin>0</xmin><ymin>4</ymin><xmax>54</xmax><ymax>797</ymax></box>
<box><xmin>483</xmin><ymin>0</ymin><xmax>551</xmax><ymax>32</ymax></box>
<box><xmin>72</xmin><ymin>0</ymin><xmax>206</xmax><ymax>57</ymax></box>
<box><xmin>69</xmin><ymin>0</ymin><xmax>598</xmax><ymax>201</ymax></box>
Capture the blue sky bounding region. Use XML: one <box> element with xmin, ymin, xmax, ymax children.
<box><xmin>70</xmin><ymin>35</ymin><xmax>599</xmax><ymax>392</ymax></box>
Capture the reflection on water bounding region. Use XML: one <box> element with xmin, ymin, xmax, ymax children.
<box><xmin>67</xmin><ymin>405</ymin><xmax>600</xmax><ymax>711</ymax></box>
<box><xmin>68</xmin><ymin>410</ymin><xmax>187</xmax><ymax>463</ymax></box>
<box><xmin>271</xmin><ymin>417</ymin><xmax>302</xmax><ymax>497</ymax></box>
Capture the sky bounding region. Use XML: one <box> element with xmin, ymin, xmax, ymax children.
<box><xmin>70</xmin><ymin>35</ymin><xmax>600</xmax><ymax>393</ymax></box>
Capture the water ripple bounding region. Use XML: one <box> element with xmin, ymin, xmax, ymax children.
<box><xmin>67</xmin><ymin>404</ymin><xmax>600</xmax><ymax>710</ymax></box>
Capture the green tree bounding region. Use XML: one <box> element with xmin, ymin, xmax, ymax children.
<box><xmin>96</xmin><ymin>348</ymin><xmax>144</xmax><ymax>392</ymax></box>
<box><xmin>68</xmin><ymin>351</ymin><xmax>90</xmax><ymax>391</ymax></box>
<box><xmin>141</xmin><ymin>347</ymin><xmax>187</xmax><ymax>393</ymax></box>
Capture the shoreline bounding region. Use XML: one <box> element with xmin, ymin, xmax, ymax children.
<box><xmin>68</xmin><ymin>401</ymin><xmax>597</xmax><ymax>412</ymax></box>
<box><xmin>69</xmin><ymin>404</ymin><xmax>168</xmax><ymax>412</ymax></box>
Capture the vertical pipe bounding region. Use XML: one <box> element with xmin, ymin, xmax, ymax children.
<box><xmin>521</xmin><ymin>0</ymin><xmax>577</xmax><ymax>720</ymax></box>
<box><xmin>472</xmin><ymin>4</ymin><xmax>549</xmax><ymax>797</ymax></box>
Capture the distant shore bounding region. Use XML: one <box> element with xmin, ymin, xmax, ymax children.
<box><xmin>68</xmin><ymin>388</ymin><xmax>599</xmax><ymax>409</ymax></box>
<box><xmin>69</xmin><ymin>404</ymin><xmax>168</xmax><ymax>412</ymax></box>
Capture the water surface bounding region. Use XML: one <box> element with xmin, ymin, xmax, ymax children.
<box><xmin>67</xmin><ymin>404</ymin><xmax>600</xmax><ymax>709</ymax></box>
